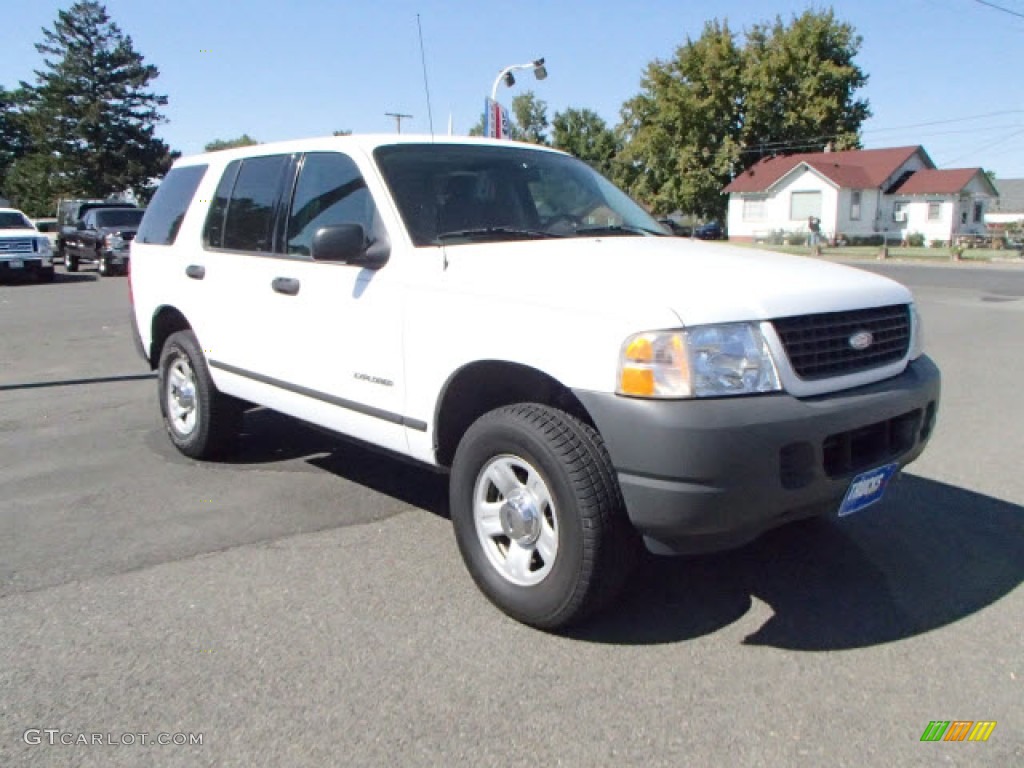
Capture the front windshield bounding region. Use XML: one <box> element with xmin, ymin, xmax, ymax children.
<box><xmin>0</xmin><ymin>211</ymin><xmax>33</xmax><ymax>229</ymax></box>
<box><xmin>95</xmin><ymin>209</ymin><xmax>144</xmax><ymax>228</ymax></box>
<box><xmin>373</xmin><ymin>144</ymin><xmax>665</xmax><ymax>246</ymax></box>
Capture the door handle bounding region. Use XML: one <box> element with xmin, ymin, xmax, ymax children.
<box><xmin>185</xmin><ymin>264</ymin><xmax>205</xmax><ymax>280</ymax></box>
<box><xmin>272</xmin><ymin>277</ymin><xmax>300</xmax><ymax>296</ymax></box>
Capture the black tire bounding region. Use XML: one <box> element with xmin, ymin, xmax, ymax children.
<box><xmin>97</xmin><ymin>253</ymin><xmax>108</xmax><ymax>276</ymax></box>
<box><xmin>157</xmin><ymin>330</ymin><xmax>241</xmax><ymax>459</ymax></box>
<box><xmin>450</xmin><ymin>403</ymin><xmax>636</xmax><ymax>630</ymax></box>
<box><xmin>65</xmin><ymin>250</ymin><xmax>79</xmax><ymax>272</ymax></box>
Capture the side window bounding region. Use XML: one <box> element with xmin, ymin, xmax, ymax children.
<box><xmin>139</xmin><ymin>165</ymin><xmax>207</xmax><ymax>246</ymax></box>
<box><xmin>221</xmin><ymin>155</ymin><xmax>290</xmax><ymax>252</ymax></box>
<box><xmin>204</xmin><ymin>161</ymin><xmax>240</xmax><ymax>249</ymax></box>
<box><xmin>286</xmin><ymin>152</ymin><xmax>380</xmax><ymax>257</ymax></box>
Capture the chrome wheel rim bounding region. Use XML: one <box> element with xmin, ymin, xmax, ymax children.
<box><xmin>473</xmin><ymin>454</ymin><xmax>558</xmax><ymax>586</ymax></box>
<box><xmin>166</xmin><ymin>355</ymin><xmax>198</xmax><ymax>437</ymax></box>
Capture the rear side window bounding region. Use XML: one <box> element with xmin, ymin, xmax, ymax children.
<box><xmin>221</xmin><ymin>155</ymin><xmax>291</xmax><ymax>252</ymax></box>
<box><xmin>204</xmin><ymin>161</ymin><xmax>240</xmax><ymax>249</ymax></box>
<box><xmin>137</xmin><ymin>165</ymin><xmax>207</xmax><ymax>245</ymax></box>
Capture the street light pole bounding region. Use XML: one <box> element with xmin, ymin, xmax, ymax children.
<box><xmin>490</xmin><ymin>58</ymin><xmax>547</xmax><ymax>101</ymax></box>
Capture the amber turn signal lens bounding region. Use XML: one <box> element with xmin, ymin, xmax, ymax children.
<box><xmin>619</xmin><ymin>367</ymin><xmax>655</xmax><ymax>395</ymax></box>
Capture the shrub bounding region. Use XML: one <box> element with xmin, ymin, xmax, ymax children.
<box><xmin>786</xmin><ymin>232</ymin><xmax>806</xmax><ymax>246</ymax></box>
<box><xmin>848</xmin><ymin>235</ymin><xmax>884</xmax><ymax>247</ymax></box>
<box><xmin>907</xmin><ymin>232</ymin><xmax>925</xmax><ymax>247</ymax></box>
<box><xmin>929</xmin><ymin>239</ymin><xmax>949</xmax><ymax>249</ymax></box>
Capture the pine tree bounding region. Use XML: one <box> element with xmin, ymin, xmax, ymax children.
<box><xmin>23</xmin><ymin>1</ymin><xmax>176</xmax><ymax>202</ymax></box>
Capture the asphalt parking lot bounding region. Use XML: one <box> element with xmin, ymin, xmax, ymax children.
<box><xmin>1</xmin><ymin>262</ymin><xmax>1022</xmax><ymax>767</ymax></box>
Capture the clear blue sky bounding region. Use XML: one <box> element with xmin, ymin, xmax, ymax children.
<box><xmin>3</xmin><ymin>0</ymin><xmax>1023</xmax><ymax>177</ymax></box>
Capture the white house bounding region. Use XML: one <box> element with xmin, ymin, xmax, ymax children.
<box><xmin>724</xmin><ymin>145</ymin><xmax>997</xmax><ymax>245</ymax></box>
<box><xmin>986</xmin><ymin>178</ymin><xmax>1024</xmax><ymax>229</ymax></box>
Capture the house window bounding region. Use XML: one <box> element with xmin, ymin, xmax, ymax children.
<box><xmin>850</xmin><ymin>190</ymin><xmax>861</xmax><ymax>221</ymax></box>
<box><xmin>893</xmin><ymin>201</ymin><xmax>909</xmax><ymax>222</ymax></box>
<box><xmin>974</xmin><ymin>202</ymin><xmax>983</xmax><ymax>222</ymax></box>
<box><xmin>927</xmin><ymin>202</ymin><xmax>941</xmax><ymax>221</ymax></box>
<box><xmin>790</xmin><ymin>191</ymin><xmax>822</xmax><ymax>221</ymax></box>
<box><xmin>742</xmin><ymin>196</ymin><xmax>766</xmax><ymax>221</ymax></box>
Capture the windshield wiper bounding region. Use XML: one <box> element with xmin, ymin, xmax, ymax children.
<box><xmin>435</xmin><ymin>227</ymin><xmax>565</xmax><ymax>242</ymax></box>
<box><xmin>573</xmin><ymin>224</ymin><xmax>666</xmax><ymax>237</ymax></box>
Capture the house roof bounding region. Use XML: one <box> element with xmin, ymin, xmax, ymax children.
<box><xmin>724</xmin><ymin>146</ymin><xmax>925</xmax><ymax>194</ymax></box>
<box><xmin>887</xmin><ymin>167</ymin><xmax>991</xmax><ymax>195</ymax></box>
<box><xmin>992</xmin><ymin>179</ymin><xmax>1024</xmax><ymax>212</ymax></box>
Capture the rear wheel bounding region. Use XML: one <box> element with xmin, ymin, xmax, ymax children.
<box><xmin>450</xmin><ymin>403</ymin><xmax>636</xmax><ymax>629</ymax></box>
<box><xmin>157</xmin><ymin>330</ymin><xmax>242</xmax><ymax>459</ymax></box>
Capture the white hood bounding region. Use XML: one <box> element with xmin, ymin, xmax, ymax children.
<box><xmin>442</xmin><ymin>236</ymin><xmax>912</xmax><ymax>328</ymax></box>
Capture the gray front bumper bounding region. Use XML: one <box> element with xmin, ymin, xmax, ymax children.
<box><xmin>574</xmin><ymin>356</ymin><xmax>940</xmax><ymax>553</ymax></box>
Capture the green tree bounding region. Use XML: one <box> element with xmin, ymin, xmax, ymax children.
<box><xmin>740</xmin><ymin>9</ymin><xmax>870</xmax><ymax>165</ymax></box>
<box><xmin>551</xmin><ymin>107</ymin><xmax>620</xmax><ymax>177</ymax></box>
<box><xmin>510</xmin><ymin>91</ymin><xmax>548</xmax><ymax>144</ymax></box>
<box><xmin>204</xmin><ymin>134</ymin><xmax>260</xmax><ymax>152</ymax></box>
<box><xmin>617</xmin><ymin>19</ymin><xmax>743</xmax><ymax>218</ymax></box>
<box><xmin>467</xmin><ymin>90</ymin><xmax>548</xmax><ymax>142</ymax></box>
<box><xmin>0</xmin><ymin>87</ymin><xmax>31</xmax><ymax>197</ymax></box>
<box><xmin>4</xmin><ymin>153</ymin><xmax>64</xmax><ymax>217</ymax></box>
<box><xmin>20</xmin><ymin>1</ymin><xmax>176</xmax><ymax>202</ymax></box>
<box><xmin>618</xmin><ymin>10</ymin><xmax>870</xmax><ymax>220</ymax></box>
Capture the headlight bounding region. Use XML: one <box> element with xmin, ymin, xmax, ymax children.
<box><xmin>909</xmin><ymin>303</ymin><xmax>924</xmax><ymax>360</ymax></box>
<box><xmin>35</xmin><ymin>237</ymin><xmax>52</xmax><ymax>256</ymax></box>
<box><xmin>105</xmin><ymin>233</ymin><xmax>125</xmax><ymax>250</ymax></box>
<box><xmin>617</xmin><ymin>323</ymin><xmax>781</xmax><ymax>398</ymax></box>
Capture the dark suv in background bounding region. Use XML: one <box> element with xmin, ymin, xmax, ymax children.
<box><xmin>56</xmin><ymin>199</ymin><xmax>136</xmax><ymax>265</ymax></box>
<box><xmin>64</xmin><ymin>207</ymin><xmax>144</xmax><ymax>276</ymax></box>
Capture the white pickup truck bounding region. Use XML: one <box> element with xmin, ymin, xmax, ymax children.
<box><xmin>129</xmin><ymin>136</ymin><xmax>940</xmax><ymax>629</ymax></box>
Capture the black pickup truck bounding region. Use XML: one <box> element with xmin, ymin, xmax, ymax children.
<box><xmin>64</xmin><ymin>207</ymin><xmax>145</xmax><ymax>276</ymax></box>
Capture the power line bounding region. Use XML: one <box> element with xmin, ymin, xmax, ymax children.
<box><xmin>730</xmin><ymin>110</ymin><xmax>1024</xmax><ymax>154</ymax></box>
<box><xmin>940</xmin><ymin>126</ymin><xmax>1024</xmax><ymax>165</ymax></box>
<box><xmin>971</xmin><ymin>0</ymin><xmax>1024</xmax><ymax>20</ymax></box>
<box><xmin>864</xmin><ymin>110</ymin><xmax>1024</xmax><ymax>133</ymax></box>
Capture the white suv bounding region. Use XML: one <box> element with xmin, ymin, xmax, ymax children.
<box><xmin>130</xmin><ymin>136</ymin><xmax>940</xmax><ymax>628</ymax></box>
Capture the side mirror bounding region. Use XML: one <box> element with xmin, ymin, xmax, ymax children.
<box><xmin>311</xmin><ymin>224</ymin><xmax>390</xmax><ymax>270</ymax></box>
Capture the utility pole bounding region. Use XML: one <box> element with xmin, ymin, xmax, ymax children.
<box><xmin>385</xmin><ymin>112</ymin><xmax>413</xmax><ymax>133</ymax></box>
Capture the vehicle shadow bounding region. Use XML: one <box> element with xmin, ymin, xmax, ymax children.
<box><xmin>569</xmin><ymin>475</ymin><xmax>1024</xmax><ymax>649</ymax></box>
<box><xmin>1</xmin><ymin>272</ymin><xmax>97</xmax><ymax>286</ymax></box>
<box><xmin>53</xmin><ymin>272</ymin><xmax>99</xmax><ymax>283</ymax></box>
<box><xmin>224</xmin><ymin>408</ymin><xmax>450</xmax><ymax>519</ymax></box>
<box><xmin>209</xmin><ymin>409</ymin><xmax>1023</xmax><ymax>650</ymax></box>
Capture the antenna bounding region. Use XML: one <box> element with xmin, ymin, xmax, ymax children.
<box><xmin>385</xmin><ymin>112</ymin><xmax>413</xmax><ymax>133</ymax></box>
<box><xmin>417</xmin><ymin>14</ymin><xmax>435</xmax><ymax>139</ymax></box>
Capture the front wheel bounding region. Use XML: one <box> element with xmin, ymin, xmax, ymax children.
<box><xmin>450</xmin><ymin>403</ymin><xmax>636</xmax><ymax>629</ymax></box>
<box><xmin>65</xmin><ymin>250</ymin><xmax>78</xmax><ymax>272</ymax></box>
<box><xmin>157</xmin><ymin>330</ymin><xmax>242</xmax><ymax>459</ymax></box>
<box><xmin>97</xmin><ymin>252</ymin><xmax>108</xmax><ymax>276</ymax></box>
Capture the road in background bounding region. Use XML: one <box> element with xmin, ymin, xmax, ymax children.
<box><xmin>1</xmin><ymin>264</ymin><xmax>1021</xmax><ymax>767</ymax></box>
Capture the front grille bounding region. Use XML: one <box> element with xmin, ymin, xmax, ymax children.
<box><xmin>0</xmin><ymin>238</ymin><xmax>35</xmax><ymax>254</ymax></box>
<box><xmin>773</xmin><ymin>305</ymin><xmax>910</xmax><ymax>379</ymax></box>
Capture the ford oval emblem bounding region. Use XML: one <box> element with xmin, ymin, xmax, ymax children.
<box><xmin>849</xmin><ymin>330</ymin><xmax>874</xmax><ymax>351</ymax></box>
